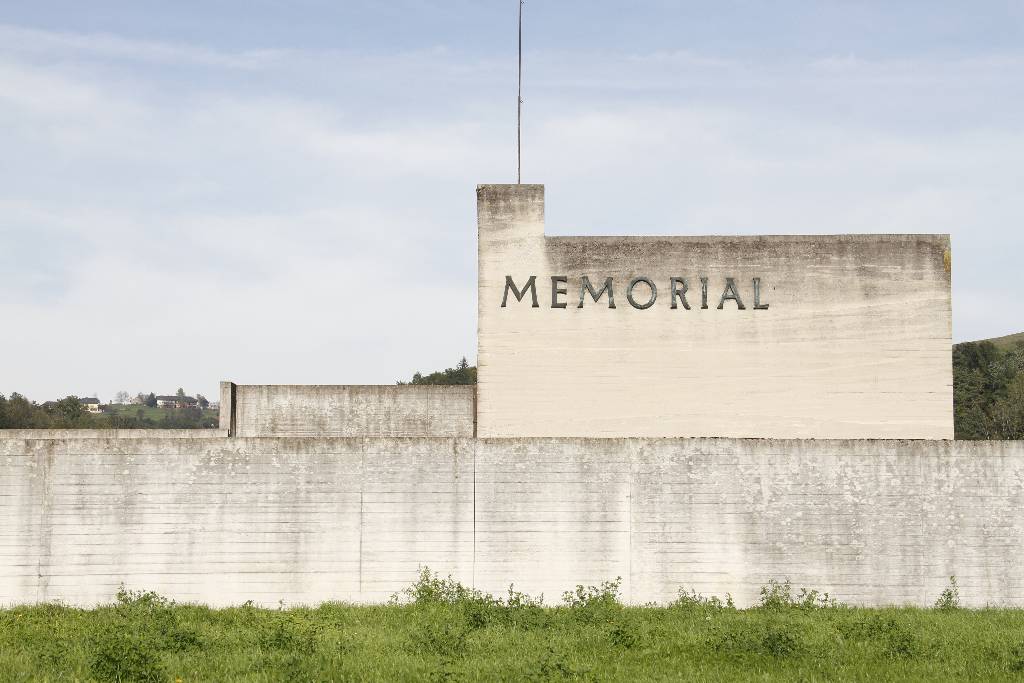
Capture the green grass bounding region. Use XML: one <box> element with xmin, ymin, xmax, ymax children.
<box><xmin>2</xmin><ymin>575</ymin><xmax>1024</xmax><ymax>682</ymax></box>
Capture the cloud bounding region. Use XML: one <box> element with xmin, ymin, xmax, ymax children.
<box><xmin>0</xmin><ymin>23</ymin><xmax>285</xmax><ymax>69</ymax></box>
<box><xmin>0</xmin><ymin>22</ymin><xmax>1022</xmax><ymax>399</ymax></box>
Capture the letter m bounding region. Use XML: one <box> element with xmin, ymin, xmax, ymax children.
<box><xmin>501</xmin><ymin>275</ymin><xmax>539</xmax><ymax>308</ymax></box>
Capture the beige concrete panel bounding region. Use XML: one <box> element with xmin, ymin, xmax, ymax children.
<box><xmin>3</xmin><ymin>436</ymin><xmax>1023</xmax><ymax>607</ymax></box>
<box><xmin>359</xmin><ymin>438</ymin><xmax>474</xmax><ymax>601</ymax></box>
<box><xmin>477</xmin><ymin>184</ymin><xmax>953</xmax><ymax>439</ymax></box>
<box><xmin>233</xmin><ymin>385</ymin><xmax>475</xmax><ymax>438</ymax></box>
<box><xmin>0</xmin><ymin>437</ymin><xmax>475</xmax><ymax>606</ymax></box>
<box><xmin>473</xmin><ymin>438</ymin><xmax>633</xmax><ymax>601</ymax></box>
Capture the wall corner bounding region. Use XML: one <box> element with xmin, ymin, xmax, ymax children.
<box><xmin>219</xmin><ymin>381</ymin><xmax>237</xmax><ymax>436</ymax></box>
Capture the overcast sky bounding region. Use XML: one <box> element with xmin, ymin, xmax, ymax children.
<box><xmin>1</xmin><ymin>1</ymin><xmax>1022</xmax><ymax>402</ymax></box>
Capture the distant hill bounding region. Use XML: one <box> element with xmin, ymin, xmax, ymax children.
<box><xmin>972</xmin><ymin>331</ymin><xmax>1024</xmax><ymax>352</ymax></box>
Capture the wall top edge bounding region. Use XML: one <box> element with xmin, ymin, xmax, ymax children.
<box><xmin>0</xmin><ymin>429</ymin><xmax>229</xmax><ymax>440</ymax></box>
<box><xmin>232</xmin><ymin>384</ymin><xmax>475</xmax><ymax>392</ymax></box>
<box><xmin>543</xmin><ymin>233</ymin><xmax>951</xmax><ymax>242</ymax></box>
<box><xmin>1</xmin><ymin>434</ymin><xmax>1012</xmax><ymax>446</ymax></box>
<box><xmin>477</xmin><ymin>183</ymin><xmax>544</xmax><ymax>190</ymax></box>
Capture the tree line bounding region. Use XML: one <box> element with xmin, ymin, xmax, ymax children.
<box><xmin>397</xmin><ymin>357</ymin><xmax>477</xmax><ymax>386</ymax></box>
<box><xmin>953</xmin><ymin>339</ymin><xmax>1024</xmax><ymax>439</ymax></box>
<box><xmin>2</xmin><ymin>342</ymin><xmax>1020</xmax><ymax>435</ymax></box>
<box><xmin>0</xmin><ymin>391</ymin><xmax>218</xmax><ymax>430</ymax></box>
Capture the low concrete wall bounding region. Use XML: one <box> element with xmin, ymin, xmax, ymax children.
<box><xmin>230</xmin><ymin>385</ymin><xmax>476</xmax><ymax>438</ymax></box>
<box><xmin>1</xmin><ymin>436</ymin><xmax>1021</xmax><ymax>607</ymax></box>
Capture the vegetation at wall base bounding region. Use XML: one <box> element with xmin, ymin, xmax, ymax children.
<box><xmin>2</xmin><ymin>571</ymin><xmax>1023</xmax><ymax>681</ymax></box>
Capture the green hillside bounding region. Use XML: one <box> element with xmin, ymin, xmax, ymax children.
<box><xmin>953</xmin><ymin>332</ymin><xmax>1024</xmax><ymax>439</ymax></box>
<box><xmin>974</xmin><ymin>331</ymin><xmax>1024</xmax><ymax>352</ymax></box>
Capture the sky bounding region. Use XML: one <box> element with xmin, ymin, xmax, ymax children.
<box><xmin>1</xmin><ymin>1</ymin><xmax>1022</xmax><ymax>402</ymax></box>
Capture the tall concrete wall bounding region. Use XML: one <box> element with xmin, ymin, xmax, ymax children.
<box><xmin>2</xmin><ymin>435</ymin><xmax>1021</xmax><ymax>607</ymax></box>
<box><xmin>231</xmin><ymin>385</ymin><xmax>475</xmax><ymax>437</ymax></box>
<box><xmin>477</xmin><ymin>184</ymin><xmax>954</xmax><ymax>440</ymax></box>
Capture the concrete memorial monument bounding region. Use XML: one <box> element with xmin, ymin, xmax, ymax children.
<box><xmin>0</xmin><ymin>184</ymin><xmax>1021</xmax><ymax>609</ymax></box>
<box><xmin>477</xmin><ymin>184</ymin><xmax>953</xmax><ymax>439</ymax></box>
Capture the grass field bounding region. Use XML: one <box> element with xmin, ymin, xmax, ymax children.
<box><xmin>2</xmin><ymin>573</ymin><xmax>1023</xmax><ymax>682</ymax></box>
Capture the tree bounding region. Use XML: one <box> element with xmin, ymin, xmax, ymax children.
<box><xmin>196</xmin><ymin>394</ymin><xmax>209</xmax><ymax>409</ymax></box>
<box><xmin>990</xmin><ymin>374</ymin><xmax>1024</xmax><ymax>439</ymax></box>
<box><xmin>176</xmin><ymin>388</ymin><xmax>186</xmax><ymax>398</ymax></box>
<box><xmin>398</xmin><ymin>357</ymin><xmax>477</xmax><ymax>385</ymax></box>
<box><xmin>52</xmin><ymin>397</ymin><xmax>85</xmax><ymax>425</ymax></box>
<box><xmin>145</xmin><ymin>393</ymin><xmax>158</xmax><ymax>408</ymax></box>
<box><xmin>5</xmin><ymin>393</ymin><xmax>43</xmax><ymax>428</ymax></box>
<box><xmin>114</xmin><ymin>390</ymin><xmax>130</xmax><ymax>405</ymax></box>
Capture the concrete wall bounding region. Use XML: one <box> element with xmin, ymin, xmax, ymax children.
<box><xmin>230</xmin><ymin>384</ymin><xmax>475</xmax><ymax>437</ymax></box>
<box><xmin>477</xmin><ymin>184</ymin><xmax>953</xmax><ymax>440</ymax></box>
<box><xmin>2</xmin><ymin>435</ymin><xmax>1021</xmax><ymax>608</ymax></box>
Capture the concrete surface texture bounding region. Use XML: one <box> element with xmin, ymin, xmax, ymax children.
<box><xmin>1</xmin><ymin>435</ymin><xmax>1020</xmax><ymax>608</ymax></box>
<box><xmin>231</xmin><ymin>384</ymin><xmax>475</xmax><ymax>437</ymax></box>
<box><xmin>477</xmin><ymin>184</ymin><xmax>953</xmax><ymax>440</ymax></box>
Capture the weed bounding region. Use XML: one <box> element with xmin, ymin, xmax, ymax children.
<box><xmin>395</xmin><ymin>567</ymin><xmax>493</xmax><ymax>606</ymax></box>
<box><xmin>757</xmin><ymin>579</ymin><xmax>838</xmax><ymax>610</ymax></box>
<box><xmin>710</xmin><ymin>621</ymin><xmax>804</xmax><ymax>659</ymax></box>
<box><xmin>609</xmin><ymin>622</ymin><xmax>638</xmax><ymax>649</ymax></box>
<box><xmin>670</xmin><ymin>587</ymin><xmax>735</xmax><ymax>612</ymax></box>
<box><xmin>935</xmin><ymin>576</ymin><xmax>961</xmax><ymax>610</ymax></box>
<box><xmin>413</xmin><ymin>620</ymin><xmax>469</xmax><ymax>659</ymax></box>
<box><xmin>838</xmin><ymin>615</ymin><xmax>918</xmax><ymax>659</ymax></box>
<box><xmin>761</xmin><ymin>624</ymin><xmax>800</xmax><ymax>657</ymax></box>
<box><xmin>88</xmin><ymin>586</ymin><xmax>205</xmax><ymax>682</ymax></box>
<box><xmin>529</xmin><ymin>646</ymin><xmax>592</xmax><ymax>681</ymax></box>
<box><xmin>1009</xmin><ymin>642</ymin><xmax>1024</xmax><ymax>673</ymax></box>
<box><xmin>90</xmin><ymin>626</ymin><xmax>164</xmax><ymax>683</ymax></box>
<box><xmin>258</xmin><ymin>614</ymin><xmax>323</xmax><ymax>651</ymax></box>
<box><xmin>562</xmin><ymin>577</ymin><xmax>621</xmax><ymax>609</ymax></box>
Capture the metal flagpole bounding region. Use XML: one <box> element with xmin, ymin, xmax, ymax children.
<box><xmin>517</xmin><ymin>0</ymin><xmax>523</xmax><ymax>184</ymax></box>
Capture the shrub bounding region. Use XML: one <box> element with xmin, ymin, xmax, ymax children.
<box><xmin>396</xmin><ymin>567</ymin><xmax>491</xmax><ymax>606</ymax></box>
<box><xmin>670</xmin><ymin>587</ymin><xmax>735</xmax><ymax>612</ymax></box>
<box><xmin>562</xmin><ymin>577</ymin><xmax>622</xmax><ymax>610</ymax></box>
<box><xmin>395</xmin><ymin>568</ymin><xmax>547</xmax><ymax>631</ymax></box>
<box><xmin>1009</xmin><ymin>642</ymin><xmax>1024</xmax><ymax>673</ymax></box>
<box><xmin>89</xmin><ymin>586</ymin><xmax>202</xmax><ymax>682</ymax></box>
<box><xmin>258</xmin><ymin>614</ymin><xmax>323</xmax><ymax>651</ymax></box>
<box><xmin>757</xmin><ymin>579</ymin><xmax>837</xmax><ymax>610</ymax></box>
<box><xmin>413</xmin><ymin>620</ymin><xmax>469</xmax><ymax>659</ymax></box>
<box><xmin>935</xmin><ymin>576</ymin><xmax>961</xmax><ymax>610</ymax></box>
<box><xmin>609</xmin><ymin>622</ymin><xmax>638</xmax><ymax>649</ymax></box>
<box><xmin>90</xmin><ymin>626</ymin><xmax>164</xmax><ymax>683</ymax></box>
<box><xmin>838</xmin><ymin>615</ymin><xmax>918</xmax><ymax>659</ymax></box>
<box><xmin>710</xmin><ymin>622</ymin><xmax>804</xmax><ymax>659</ymax></box>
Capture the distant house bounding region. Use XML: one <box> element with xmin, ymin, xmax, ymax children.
<box><xmin>80</xmin><ymin>398</ymin><xmax>103</xmax><ymax>413</ymax></box>
<box><xmin>156</xmin><ymin>395</ymin><xmax>198</xmax><ymax>409</ymax></box>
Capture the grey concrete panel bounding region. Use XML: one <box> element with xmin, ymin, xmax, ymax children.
<box><xmin>2</xmin><ymin>436</ymin><xmax>1022</xmax><ymax>607</ymax></box>
<box><xmin>233</xmin><ymin>385</ymin><xmax>475</xmax><ymax>438</ymax></box>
